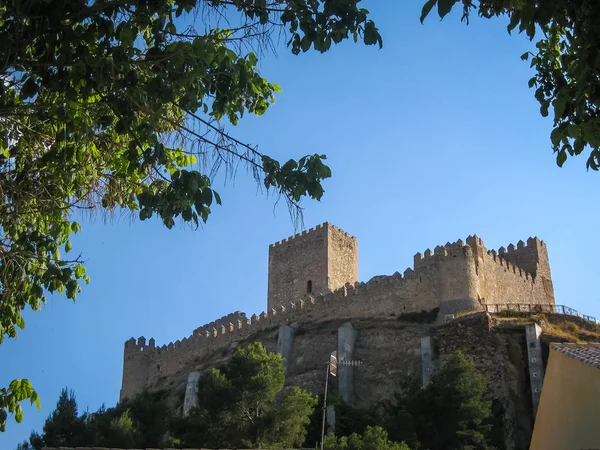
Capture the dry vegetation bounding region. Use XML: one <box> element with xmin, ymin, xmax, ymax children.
<box><xmin>493</xmin><ymin>310</ymin><xmax>600</xmax><ymax>343</ymax></box>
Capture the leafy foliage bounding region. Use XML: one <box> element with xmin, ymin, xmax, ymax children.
<box><xmin>0</xmin><ymin>379</ymin><xmax>39</xmax><ymax>431</ymax></box>
<box><xmin>421</xmin><ymin>0</ymin><xmax>600</xmax><ymax>170</ymax></box>
<box><xmin>170</xmin><ymin>342</ymin><xmax>317</xmax><ymax>448</ymax></box>
<box><xmin>323</xmin><ymin>425</ymin><xmax>412</xmax><ymax>450</ymax></box>
<box><xmin>84</xmin><ymin>390</ymin><xmax>172</xmax><ymax>448</ymax></box>
<box><xmin>384</xmin><ymin>351</ymin><xmax>495</xmax><ymax>450</ymax></box>
<box><xmin>330</xmin><ymin>394</ymin><xmax>380</xmax><ymax>438</ymax></box>
<box><xmin>21</xmin><ymin>388</ymin><xmax>171</xmax><ymax>449</ymax></box>
<box><xmin>0</xmin><ymin>0</ymin><xmax>381</xmax><ymax>430</ymax></box>
<box><xmin>14</xmin><ymin>440</ymin><xmax>33</xmax><ymax>450</ymax></box>
<box><xmin>16</xmin><ymin>345</ymin><xmax>316</xmax><ymax>448</ymax></box>
<box><xmin>104</xmin><ymin>410</ymin><xmax>142</xmax><ymax>448</ymax></box>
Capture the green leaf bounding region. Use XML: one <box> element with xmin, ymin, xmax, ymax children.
<box><xmin>214</xmin><ymin>191</ymin><xmax>222</xmax><ymax>205</ymax></box>
<box><xmin>420</xmin><ymin>0</ymin><xmax>437</xmax><ymax>23</ymax></box>
<box><xmin>520</xmin><ymin>52</ymin><xmax>529</xmax><ymax>61</ymax></box>
<box><xmin>165</xmin><ymin>22</ymin><xmax>176</xmax><ymax>34</ymax></box>
<box><xmin>119</xmin><ymin>27</ymin><xmax>134</xmax><ymax>47</ymax></box>
<box><xmin>65</xmin><ymin>240</ymin><xmax>72</xmax><ymax>253</ymax></box>
<box><xmin>553</xmin><ymin>96</ymin><xmax>567</xmax><ymax>121</ymax></box>
<box><xmin>507</xmin><ymin>12</ymin><xmax>521</xmax><ymax>33</ymax></box>
<box><xmin>567</xmin><ymin>124</ymin><xmax>580</xmax><ymax>139</ymax></box>
<box><xmin>30</xmin><ymin>391</ymin><xmax>41</xmax><ymax>410</ymax></box>
<box><xmin>300</xmin><ymin>36</ymin><xmax>311</xmax><ymax>52</ymax></box>
<box><xmin>437</xmin><ymin>0</ymin><xmax>455</xmax><ymax>19</ymax></box>
<box><xmin>75</xmin><ymin>264</ymin><xmax>86</xmax><ymax>279</ymax></box>
<box><xmin>15</xmin><ymin>405</ymin><xmax>23</xmax><ymax>423</ymax></box>
<box><xmin>201</xmin><ymin>188</ymin><xmax>213</xmax><ymax>207</ymax></box>
<box><xmin>556</xmin><ymin>150</ymin><xmax>567</xmax><ymax>167</ymax></box>
<box><xmin>551</xmin><ymin>127</ymin><xmax>563</xmax><ymax>146</ymax></box>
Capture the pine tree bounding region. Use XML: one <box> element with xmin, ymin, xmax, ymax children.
<box><xmin>386</xmin><ymin>351</ymin><xmax>495</xmax><ymax>450</ymax></box>
<box><xmin>40</xmin><ymin>388</ymin><xmax>88</xmax><ymax>447</ymax></box>
<box><xmin>170</xmin><ymin>342</ymin><xmax>317</xmax><ymax>448</ymax></box>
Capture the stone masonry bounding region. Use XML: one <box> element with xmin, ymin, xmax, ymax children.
<box><xmin>267</xmin><ymin>223</ymin><xmax>358</xmax><ymax>311</ymax></box>
<box><xmin>120</xmin><ymin>222</ymin><xmax>555</xmax><ymax>411</ymax></box>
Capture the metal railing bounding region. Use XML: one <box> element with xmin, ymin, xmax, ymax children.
<box><xmin>484</xmin><ymin>303</ymin><xmax>599</xmax><ymax>325</ymax></box>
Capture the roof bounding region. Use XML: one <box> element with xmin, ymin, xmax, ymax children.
<box><xmin>551</xmin><ymin>343</ymin><xmax>600</xmax><ymax>369</ymax></box>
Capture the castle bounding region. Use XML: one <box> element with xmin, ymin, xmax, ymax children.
<box><xmin>121</xmin><ymin>222</ymin><xmax>555</xmax><ymax>396</ymax></box>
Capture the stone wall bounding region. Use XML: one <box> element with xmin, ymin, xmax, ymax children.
<box><xmin>328</xmin><ymin>225</ymin><xmax>358</xmax><ymax>294</ymax></box>
<box><xmin>268</xmin><ymin>223</ymin><xmax>329</xmax><ymax>311</ymax></box>
<box><xmin>267</xmin><ymin>223</ymin><xmax>359</xmax><ymax>312</ymax></box>
<box><xmin>469</xmin><ymin>236</ymin><xmax>554</xmax><ymax>307</ymax></box>
<box><xmin>437</xmin><ymin>313</ymin><xmax>534</xmax><ymax>450</ymax></box>
<box><xmin>125</xmin><ymin>314</ymin><xmax>535</xmax><ymax>450</ymax></box>
<box><xmin>121</xmin><ymin>228</ymin><xmax>555</xmax><ymax>408</ymax></box>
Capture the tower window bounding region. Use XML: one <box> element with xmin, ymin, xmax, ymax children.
<box><xmin>307</xmin><ymin>280</ymin><xmax>313</xmax><ymax>293</ymax></box>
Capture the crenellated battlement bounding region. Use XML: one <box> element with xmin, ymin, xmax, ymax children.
<box><xmin>269</xmin><ymin>222</ymin><xmax>358</xmax><ymax>248</ymax></box>
<box><xmin>121</xmin><ymin>226</ymin><xmax>556</xmax><ymax>401</ymax></box>
<box><xmin>485</xmin><ymin>249</ymin><xmax>532</xmax><ymax>279</ymax></box>
<box><xmin>413</xmin><ymin>238</ymin><xmax>469</xmax><ymax>269</ymax></box>
<box><xmin>125</xmin><ymin>235</ymin><xmax>549</xmax><ymax>361</ymax></box>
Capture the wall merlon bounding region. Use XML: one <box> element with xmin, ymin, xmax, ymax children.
<box><xmin>125</xmin><ymin>337</ymin><xmax>136</xmax><ymax>349</ymax></box>
<box><xmin>404</xmin><ymin>267</ymin><xmax>416</xmax><ymax>279</ymax></box>
<box><xmin>334</xmin><ymin>288</ymin><xmax>346</xmax><ymax>300</ymax></box>
<box><xmin>268</xmin><ymin>222</ymin><xmax>357</xmax><ymax>250</ymax></box>
<box><xmin>414</xmin><ymin>252</ymin><xmax>423</xmax><ymax>265</ymax></box>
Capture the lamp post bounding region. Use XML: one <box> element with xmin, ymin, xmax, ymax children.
<box><xmin>320</xmin><ymin>351</ymin><xmax>363</xmax><ymax>450</ymax></box>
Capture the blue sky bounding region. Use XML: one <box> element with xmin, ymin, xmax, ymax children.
<box><xmin>2</xmin><ymin>2</ymin><xmax>599</xmax><ymax>447</ymax></box>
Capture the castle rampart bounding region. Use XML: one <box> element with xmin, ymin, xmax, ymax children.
<box><xmin>120</xmin><ymin>225</ymin><xmax>555</xmax><ymax>401</ymax></box>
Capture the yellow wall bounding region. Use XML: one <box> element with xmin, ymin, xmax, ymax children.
<box><xmin>530</xmin><ymin>347</ymin><xmax>600</xmax><ymax>450</ymax></box>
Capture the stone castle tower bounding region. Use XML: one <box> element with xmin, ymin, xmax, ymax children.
<box><xmin>267</xmin><ymin>223</ymin><xmax>358</xmax><ymax>311</ymax></box>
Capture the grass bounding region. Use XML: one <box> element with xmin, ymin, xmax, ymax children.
<box><xmin>493</xmin><ymin>310</ymin><xmax>600</xmax><ymax>343</ymax></box>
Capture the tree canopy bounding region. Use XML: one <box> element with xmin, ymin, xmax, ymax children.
<box><xmin>14</xmin><ymin>388</ymin><xmax>172</xmax><ymax>449</ymax></box>
<box><xmin>421</xmin><ymin>0</ymin><xmax>600</xmax><ymax>170</ymax></box>
<box><xmin>384</xmin><ymin>351</ymin><xmax>495</xmax><ymax>450</ymax></box>
<box><xmin>170</xmin><ymin>341</ymin><xmax>317</xmax><ymax>448</ymax></box>
<box><xmin>323</xmin><ymin>426</ymin><xmax>411</xmax><ymax>450</ymax></box>
<box><xmin>15</xmin><ymin>349</ymin><xmax>500</xmax><ymax>450</ymax></box>
<box><xmin>15</xmin><ymin>343</ymin><xmax>317</xmax><ymax>449</ymax></box>
<box><xmin>0</xmin><ymin>0</ymin><xmax>381</xmax><ymax>429</ymax></box>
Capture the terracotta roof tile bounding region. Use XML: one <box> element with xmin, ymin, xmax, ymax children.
<box><xmin>551</xmin><ymin>343</ymin><xmax>600</xmax><ymax>369</ymax></box>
